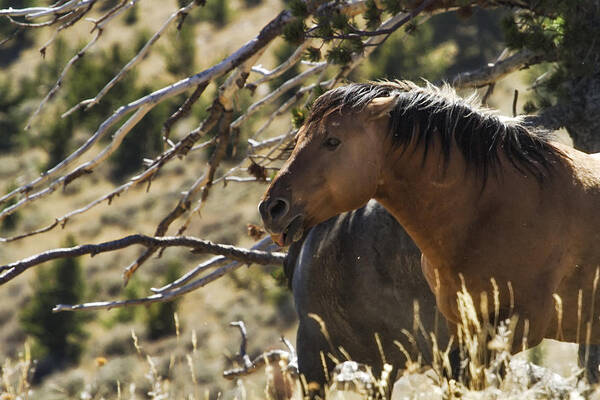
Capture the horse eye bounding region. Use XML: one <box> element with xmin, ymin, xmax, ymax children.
<box><xmin>324</xmin><ymin>137</ymin><xmax>341</xmax><ymax>150</ymax></box>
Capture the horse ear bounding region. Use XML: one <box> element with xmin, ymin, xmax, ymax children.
<box><xmin>367</xmin><ymin>94</ymin><xmax>400</xmax><ymax>120</ymax></box>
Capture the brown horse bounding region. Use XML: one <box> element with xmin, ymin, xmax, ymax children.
<box><xmin>259</xmin><ymin>81</ymin><xmax>600</xmax><ymax>355</ymax></box>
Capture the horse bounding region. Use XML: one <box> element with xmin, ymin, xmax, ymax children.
<box><xmin>286</xmin><ymin>200</ymin><xmax>451</xmax><ymax>396</ymax></box>
<box><xmin>260</xmin><ymin>81</ymin><xmax>600</xmax><ymax>367</ymax></box>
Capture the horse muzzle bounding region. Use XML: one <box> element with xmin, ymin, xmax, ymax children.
<box><xmin>258</xmin><ymin>197</ymin><xmax>305</xmax><ymax>247</ymax></box>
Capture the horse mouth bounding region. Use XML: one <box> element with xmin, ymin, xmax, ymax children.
<box><xmin>271</xmin><ymin>215</ymin><xmax>304</xmax><ymax>247</ymax></box>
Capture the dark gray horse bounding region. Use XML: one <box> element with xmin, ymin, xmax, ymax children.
<box><xmin>285</xmin><ymin>200</ymin><xmax>600</xmax><ymax>396</ymax></box>
<box><xmin>285</xmin><ymin>200</ymin><xmax>451</xmax><ymax>395</ymax></box>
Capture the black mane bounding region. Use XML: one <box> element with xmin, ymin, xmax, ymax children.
<box><xmin>308</xmin><ymin>81</ymin><xmax>561</xmax><ymax>182</ymax></box>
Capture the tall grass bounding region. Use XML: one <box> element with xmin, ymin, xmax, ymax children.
<box><xmin>2</xmin><ymin>288</ymin><xmax>600</xmax><ymax>399</ymax></box>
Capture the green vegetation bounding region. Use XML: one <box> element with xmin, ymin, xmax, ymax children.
<box><xmin>19</xmin><ymin>236</ymin><xmax>90</xmax><ymax>373</ymax></box>
<box><xmin>0</xmin><ymin>0</ymin><xmax>36</xmax><ymax>65</ymax></box>
<box><xmin>146</xmin><ymin>262</ymin><xmax>182</xmax><ymax>339</ymax></box>
<box><xmin>367</xmin><ymin>22</ymin><xmax>455</xmax><ymax>82</ymax></box>
<box><xmin>165</xmin><ymin>22</ymin><xmax>197</xmax><ymax>77</ymax></box>
<box><xmin>0</xmin><ymin>79</ymin><xmax>28</xmax><ymax>153</ymax></box>
<box><xmin>503</xmin><ymin>1</ymin><xmax>600</xmax><ymax>105</ymax></box>
<box><xmin>180</xmin><ymin>0</ymin><xmax>230</xmax><ymax>27</ymax></box>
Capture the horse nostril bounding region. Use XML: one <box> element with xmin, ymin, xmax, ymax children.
<box><xmin>268</xmin><ymin>198</ymin><xmax>289</xmax><ymax>220</ymax></box>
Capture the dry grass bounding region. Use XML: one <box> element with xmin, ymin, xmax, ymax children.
<box><xmin>3</xmin><ymin>286</ymin><xmax>600</xmax><ymax>400</ymax></box>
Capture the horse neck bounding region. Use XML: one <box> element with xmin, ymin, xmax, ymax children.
<box><xmin>374</xmin><ymin>135</ymin><xmax>509</xmax><ymax>266</ymax></box>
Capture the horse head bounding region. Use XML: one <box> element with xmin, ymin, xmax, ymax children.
<box><xmin>259</xmin><ymin>91</ymin><xmax>399</xmax><ymax>246</ymax></box>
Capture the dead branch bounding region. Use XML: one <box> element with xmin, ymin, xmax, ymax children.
<box><xmin>223</xmin><ymin>322</ymin><xmax>298</xmax><ymax>379</ymax></box>
<box><xmin>230</xmin><ymin>321</ymin><xmax>253</xmax><ymax>371</ymax></box>
<box><xmin>161</xmin><ymin>82</ymin><xmax>209</xmax><ymax>143</ymax></box>
<box><xmin>231</xmin><ymin>62</ymin><xmax>327</xmax><ymax>130</ymax></box>
<box><xmin>52</xmin><ymin>243</ymin><xmax>285</xmax><ymax>313</ymax></box>
<box><xmin>150</xmin><ymin>237</ymin><xmax>276</xmax><ymax>293</ymax></box>
<box><xmin>452</xmin><ymin>49</ymin><xmax>549</xmax><ymax>89</ymax></box>
<box><xmin>0</xmin><ymin>234</ymin><xmax>286</xmax><ymax>285</ymax></box>
<box><xmin>0</xmin><ymin>0</ymin><xmax>96</xmax><ymax>18</ymax></box>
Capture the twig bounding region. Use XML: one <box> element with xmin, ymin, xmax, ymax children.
<box><xmin>162</xmin><ymin>81</ymin><xmax>210</xmax><ymax>144</ymax></box>
<box><xmin>251</xmin><ymin>78</ymin><xmax>330</xmax><ymax>139</ymax></box>
<box><xmin>248</xmin><ymin>132</ymin><xmax>293</xmax><ymax>152</ymax></box>
<box><xmin>0</xmin><ymin>234</ymin><xmax>286</xmax><ymax>285</ymax></box>
<box><xmin>246</xmin><ymin>39</ymin><xmax>314</xmax><ymax>92</ymax></box>
<box><xmin>230</xmin><ymin>321</ymin><xmax>253</xmax><ymax>370</ymax></box>
<box><xmin>63</xmin><ymin>0</ymin><xmax>197</xmax><ymax>117</ymax></box>
<box><xmin>223</xmin><ymin>330</ymin><xmax>299</xmax><ymax>379</ymax></box>
<box><xmin>151</xmin><ymin>237</ymin><xmax>275</xmax><ymax>293</ymax></box>
<box><xmin>0</xmin><ymin>0</ymin><xmax>94</xmax><ymax>18</ymax></box>
<box><xmin>223</xmin><ymin>350</ymin><xmax>295</xmax><ymax>379</ymax></box>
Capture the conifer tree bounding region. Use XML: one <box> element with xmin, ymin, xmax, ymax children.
<box><xmin>20</xmin><ymin>236</ymin><xmax>89</xmax><ymax>372</ymax></box>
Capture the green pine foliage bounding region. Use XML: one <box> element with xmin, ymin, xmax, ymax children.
<box><xmin>0</xmin><ymin>78</ymin><xmax>28</xmax><ymax>153</ymax></box>
<box><xmin>501</xmin><ymin>1</ymin><xmax>600</xmax><ymax>107</ymax></box>
<box><xmin>197</xmin><ymin>0</ymin><xmax>230</xmax><ymax>27</ymax></box>
<box><xmin>165</xmin><ymin>22</ymin><xmax>197</xmax><ymax>77</ymax></box>
<box><xmin>364</xmin><ymin>0</ymin><xmax>382</xmax><ymax>30</ymax></box>
<box><xmin>19</xmin><ymin>236</ymin><xmax>90</xmax><ymax>367</ymax></box>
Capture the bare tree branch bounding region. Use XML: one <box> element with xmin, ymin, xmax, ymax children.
<box><xmin>231</xmin><ymin>62</ymin><xmax>327</xmax><ymax>130</ymax></box>
<box><xmin>0</xmin><ymin>0</ymin><xmax>96</xmax><ymax>18</ymax></box>
<box><xmin>0</xmin><ymin>234</ymin><xmax>286</xmax><ymax>285</ymax></box>
<box><xmin>51</xmin><ymin>244</ymin><xmax>285</xmax><ymax>313</ymax></box>
<box><xmin>452</xmin><ymin>48</ymin><xmax>549</xmax><ymax>89</ymax></box>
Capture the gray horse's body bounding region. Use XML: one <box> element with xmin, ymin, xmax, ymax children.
<box><xmin>285</xmin><ymin>200</ymin><xmax>600</xmax><ymax>392</ymax></box>
<box><xmin>285</xmin><ymin>200</ymin><xmax>451</xmax><ymax>390</ymax></box>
